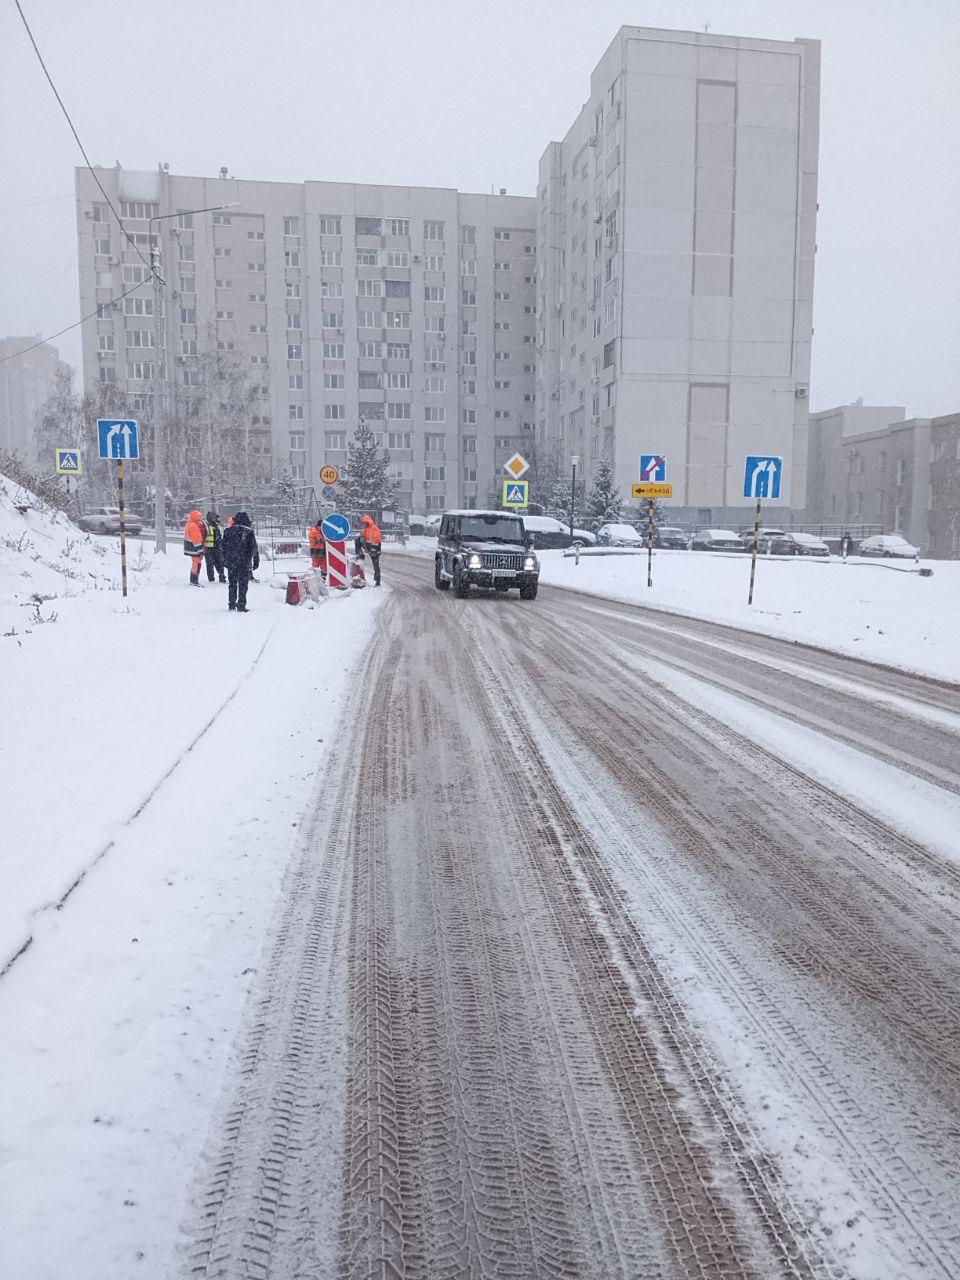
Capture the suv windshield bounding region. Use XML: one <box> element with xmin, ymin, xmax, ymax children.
<box><xmin>458</xmin><ymin>515</ymin><xmax>524</xmax><ymax>543</ymax></box>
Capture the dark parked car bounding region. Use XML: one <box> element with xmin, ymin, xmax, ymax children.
<box><xmin>434</xmin><ymin>510</ymin><xmax>540</xmax><ymax>599</ymax></box>
<box><xmin>596</xmin><ymin>522</ymin><xmax>644</xmax><ymax>547</ymax></box>
<box><xmin>76</xmin><ymin>506</ymin><xmax>144</xmax><ymax>535</ymax></box>
<box><xmin>691</xmin><ymin>528</ymin><xmax>742</xmax><ymax>552</ymax></box>
<box><xmin>522</xmin><ymin>515</ymin><xmax>596</xmax><ymax>549</ymax></box>
<box><xmin>768</xmin><ymin>532</ymin><xmax>830</xmax><ymax>558</ymax></box>
<box><xmin>858</xmin><ymin>534</ymin><xmax>919</xmax><ymax>559</ymax></box>
<box><xmin>739</xmin><ymin>528</ymin><xmax>786</xmax><ymax>554</ymax></box>
<box><xmin>654</xmin><ymin>526</ymin><xmax>688</xmax><ymax>549</ymax></box>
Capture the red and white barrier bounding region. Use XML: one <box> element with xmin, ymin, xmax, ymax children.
<box><xmin>285</xmin><ymin>571</ymin><xmax>328</xmax><ymax>605</ymax></box>
<box><xmin>325</xmin><ymin>539</ymin><xmax>348</xmax><ymax>589</ymax></box>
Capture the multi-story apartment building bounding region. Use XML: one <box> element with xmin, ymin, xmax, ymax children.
<box><xmin>75</xmin><ymin>166</ymin><xmax>536</xmax><ymax>514</ymax></box>
<box><xmin>0</xmin><ymin>336</ymin><xmax>70</xmax><ymax>463</ymax></box>
<box><xmin>536</xmin><ymin>26</ymin><xmax>820</xmax><ymax>524</ymax></box>
<box><xmin>929</xmin><ymin>412</ymin><xmax>960</xmax><ymax>558</ymax></box>
<box><xmin>804</xmin><ymin>403</ymin><xmax>933</xmax><ymax>550</ymax></box>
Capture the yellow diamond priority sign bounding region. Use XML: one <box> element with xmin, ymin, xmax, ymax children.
<box><xmin>504</xmin><ymin>452</ymin><xmax>529</xmax><ymax>480</ymax></box>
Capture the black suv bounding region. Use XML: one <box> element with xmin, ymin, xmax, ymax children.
<box><xmin>435</xmin><ymin>510</ymin><xmax>540</xmax><ymax>600</ymax></box>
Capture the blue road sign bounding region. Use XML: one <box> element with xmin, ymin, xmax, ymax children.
<box><xmin>743</xmin><ymin>455</ymin><xmax>783</xmax><ymax>500</ymax></box>
<box><xmin>639</xmin><ymin>454</ymin><xmax>666</xmax><ymax>482</ymax></box>
<box><xmin>97</xmin><ymin>418</ymin><xmax>139</xmax><ymax>460</ymax></box>
<box><xmin>321</xmin><ymin>513</ymin><xmax>350</xmax><ymax>542</ymax></box>
<box><xmin>502</xmin><ymin>480</ymin><xmax>529</xmax><ymax>508</ymax></box>
<box><xmin>55</xmin><ymin>448</ymin><xmax>81</xmax><ymax>475</ymax></box>
<box><xmin>321</xmin><ymin>485</ymin><xmax>337</xmax><ymax>502</ymax></box>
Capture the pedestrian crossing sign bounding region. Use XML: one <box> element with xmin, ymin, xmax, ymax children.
<box><xmin>502</xmin><ymin>480</ymin><xmax>529</xmax><ymax>508</ymax></box>
<box><xmin>55</xmin><ymin>448</ymin><xmax>81</xmax><ymax>475</ymax></box>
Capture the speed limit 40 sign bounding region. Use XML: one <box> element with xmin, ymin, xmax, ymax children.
<box><xmin>320</xmin><ymin>464</ymin><xmax>339</xmax><ymax>485</ymax></box>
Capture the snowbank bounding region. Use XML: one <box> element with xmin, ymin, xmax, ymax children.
<box><xmin>537</xmin><ymin>549</ymin><xmax>960</xmax><ymax>683</ymax></box>
<box><xmin>0</xmin><ymin>486</ymin><xmax>386</xmax><ymax>1279</ymax></box>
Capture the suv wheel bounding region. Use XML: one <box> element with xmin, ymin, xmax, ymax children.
<box><xmin>434</xmin><ymin>558</ymin><xmax>450</xmax><ymax>591</ymax></box>
<box><xmin>519</xmin><ymin>580</ymin><xmax>539</xmax><ymax>601</ymax></box>
<box><xmin>453</xmin><ymin>564</ymin><xmax>470</xmax><ymax>598</ymax></box>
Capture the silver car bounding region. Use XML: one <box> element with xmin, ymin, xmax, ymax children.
<box><xmin>858</xmin><ymin>534</ymin><xmax>918</xmax><ymax>559</ymax></box>
<box><xmin>76</xmin><ymin>506</ymin><xmax>144</xmax><ymax>535</ymax></box>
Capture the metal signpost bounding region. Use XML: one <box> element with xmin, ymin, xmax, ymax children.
<box><xmin>97</xmin><ymin>418</ymin><xmax>139</xmax><ymax>599</ymax></box>
<box><xmin>502</xmin><ymin>480</ymin><xmax>529</xmax><ymax>508</ymax></box>
<box><xmin>633</xmin><ymin>456</ymin><xmax>672</xmax><ymax>589</ymax></box>
<box><xmin>743</xmin><ymin>455</ymin><xmax>783</xmax><ymax>605</ymax></box>
<box><xmin>321</xmin><ymin>512</ymin><xmax>350</xmax><ymax>589</ymax></box>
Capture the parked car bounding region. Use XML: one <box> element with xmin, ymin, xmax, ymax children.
<box><xmin>596</xmin><ymin>522</ymin><xmax>644</xmax><ymax>547</ymax></box>
<box><xmin>420</xmin><ymin>513</ymin><xmax>442</xmax><ymax>536</ymax></box>
<box><xmin>768</xmin><ymin>531</ymin><xmax>830</xmax><ymax>558</ymax></box>
<box><xmin>858</xmin><ymin>534</ymin><xmax>919</xmax><ymax>559</ymax></box>
<box><xmin>434</xmin><ymin>509</ymin><xmax>539</xmax><ymax>599</ymax></box>
<box><xmin>654</xmin><ymin>526</ymin><xmax>688</xmax><ymax>549</ymax></box>
<box><xmin>738</xmin><ymin>528</ymin><xmax>787</xmax><ymax>554</ymax></box>
<box><xmin>522</xmin><ymin>514</ymin><xmax>596</xmax><ymax>549</ymax></box>
<box><xmin>407</xmin><ymin>514</ymin><xmax>433</xmax><ymax>536</ymax></box>
<box><xmin>76</xmin><ymin>506</ymin><xmax>144</xmax><ymax>535</ymax></box>
<box><xmin>691</xmin><ymin>528</ymin><xmax>743</xmax><ymax>552</ymax></box>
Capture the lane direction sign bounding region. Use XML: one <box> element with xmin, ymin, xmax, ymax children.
<box><xmin>502</xmin><ymin>479</ymin><xmax>529</xmax><ymax>508</ymax></box>
<box><xmin>55</xmin><ymin>448</ymin><xmax>81</xmax><ymax>475</ymax></box>
<box><xmin>503</xmin><ymin>452</ymin><xmax>529</xmax><ymax>480</ymax></box>
<box><xmin>743</xmin><ymin>455</ymin><xmax>783</xmax><ymax>500</ymax></box>
<box><xmin>97</xmin><ymin>418</ymin><xmax>139</xmax><ymax>460</ymax></box>
<box><xmin>321</xmin><ymin>513</ymin><xmax>350</xmax><ymax>542</ymax></box>
<box><xmin>639</xmin><ymin>454</ymin><xmax>666</xmax><ymax>482</ymax></box>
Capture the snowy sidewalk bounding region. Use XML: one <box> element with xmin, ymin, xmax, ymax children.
<box><xmin>0</xmin><ymin>500</ymin><xmax>386</xmax><ymax>1279</ymax></box>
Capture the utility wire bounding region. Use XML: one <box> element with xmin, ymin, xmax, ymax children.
<box><xmin>0</xmin><ymin>279</ymin><xmax>153</xmax><ymax>365</ymax></box>
<box><xmin>12</xmin><ymin>0</ymin><xmax>152</xmax><ymax>272</ymax></box>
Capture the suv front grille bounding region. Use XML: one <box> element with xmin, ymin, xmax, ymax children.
<box><xmin>481</xmin><ymin>552</ymin><xmax>523</xmax><ymax>571</ymax></box>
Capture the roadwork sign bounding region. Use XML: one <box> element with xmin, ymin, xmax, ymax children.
<box><xmin>320</xmin><ymin>464</ymin><xmax>340</xmax><ymax>485</ymax></box>
<box><xmin>55</xmin><ymin>448</ymin><xmax>81</xmax><ymax>475</ymax></box>
<box><xmin>639</xmin><ymin>454</ymin><xmax>666</xmax><ymax>482</ymax></box>
<box><xmin>503</xmin><ymin>453</ymin><xmax>530</xmax><ymax>480</ymax></box>
<box><xmin>502</xmin><ymin>480</ymin><xmax>529</xmax><ymax>508</ymax></box>
<box><xmin>632</xmin><ymin>482</ymin><xmax>672</xmax><ymax>499</ymax></box>
<box><xmin>743</xmin><ymin>456</ymin><xmax>782</xmax><ymax>499</ymax></box>
<box><xmin>97</xmin><ymin>419</ymin><xmax>139</xmax><ymax>460</ymax></box>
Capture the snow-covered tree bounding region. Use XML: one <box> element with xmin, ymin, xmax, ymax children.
<box><xmin>548</xmin><ymin>475</ymin><xmax>573</xmax><ymax>522</ymax></box>
<box><xmin>585</xmin><ymin>460</ymin><xmax>622</xmax><ymax>524</ymax></box>
<box><xmin>343</xmin><ymin>419</ymin><xmax>397</xmax><ymax>516</ymax></box>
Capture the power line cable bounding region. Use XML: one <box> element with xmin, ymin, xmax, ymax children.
<box><xmin>11</xmin><ymin>0</ymin><xmax>152</xmax><ymax>272</ymax></box>
<box><xmin>0</xmin><ymin>279</ymin><xmax>153</xmax><ymax>365</ymax></box>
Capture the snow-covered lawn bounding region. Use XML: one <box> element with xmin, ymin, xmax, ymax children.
<box><xmin>0</xmin><ymin>478</ymin><xmax>383</xmax><ymax>1278</ymax></box>
<box><xmin>537</xmin><ymin>548</ymin><xmax>960</xmax><ymax>683</ymax></box>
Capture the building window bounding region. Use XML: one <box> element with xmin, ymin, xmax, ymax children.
<box><xmin>119</xmin><ymin>201</ymin><xmax>159</xmax><ymax>219</ymax></box>
<box><xmin>462</xmin><ymin>408</ymin><xmax>477</xmax><ymax>424</ymax></box>
<box><xmin>359</xmin><ymin>340</ymin><xmax>383</xmax><ymax>357</ymax></box>
<box><xmin>425</xmin><ymin>376</ymin><xmax>445</xmax><ymax>394</ymax></box>
<box><xmin>494</xmin><ymin>379</ymin><xmax>511</xmax><ymax>390</ymax></box>
<box><xmin>319</xmin><ymin>282</ymin><xmax>341</xmax><ymax>299</ymax></box>
<box><xmin>356</xmin><ymin>216</ymin><xmax>382</xmax><ymax>235</ymax></box>
<box><xmin>387</xmin><ymin>342</ymin><xmax>410</xmax><ymax>359</ymax></box>
<box><xmin>322</xmin><ymin>342</ymin><xmax>344</xmax><ymax>359</ymax></box>
<box><xmin>462</xmin><ymin>436</ymin><xmax>478</xmax><ymax>455</ymax></box>
<box><xmin>384</xmin><ymin>312</ymin><xmax>408</xmax><ymax>329</ymax></box>
<box><xmin>123</xmin><ymin>298</ymin><xmax>153</xmax><ymax>316</ymax></box>
<box><xmin>425</xmin><ymin>433</ymin><xmax>445</xmax><ymax>452</ymax></box>
<box><xmin>249</xmin><ymin>323</ymin><xmax>267</xmax><ymax>334</ymax></box>
<box><xmin>285</xmin><ymin>250</ymin><xmax>300</xmax><ymax>267</ymax></box>
<box><xmin>386</xmin><ymin>280</ymin><xmax>411</xmax><ymax>298</ymax></box>
<box><xmin>424</xmin><ymin>220</ymin><xmax>445</xmax><ymax>241</ymax></box>
<box><xmin>359</xmin><ymin>401</ymin><xmax>384</xmax><ymax>420</ymax></box>
<box><xmin>460</xmin><ymin>258</ymin><xmax>477</xmax><ymax>277</ymax></box>
<box><xmin>180</xmin><ymin>307</ymin><xmax>197</xmax><ymax>324</ymax></box>
<box><xmin>425</xmin><ymin>406</ymin><xmax>446</xmax><ymax>422</ymax></box>
<box><xmin>896</xmin><ymin>459</ymin><xmax>906</xmax><ymax>484</ymax></box>
<box><xmin>97</xmin><ymin>335</ymin><xmax>114</xmax><ymax>352</ymax></box>
<box><xmin>494</xmin><ymin>229</ymin><xmax>511</xmax><ymax>240</ymax></box>
<box><xmin>323</xmin><ymin>372</ymin><xmax>344</xmax><ymax>388</ymax></box>
<box><xmin>246</xmin><ymin>230</ymin><xmax>265</xmax><ymax>241</ymax></box>
<box><xmin>357</xmin><ymin>279</ymin><xmax>382</xmax><ymax>297</ymax></box>
<box><xmin>386</xmin><ymin>372</ymin><xmax>410</xmax><ymax>389</ymax></box>
<box><xmin>424</xmin><ymin>285</ymin><xmax>445</xmax><ymax>302</ymax></box>
<box><xmin>359</xmin><ymin>371</ymin><xmax>383</xmax><ymax>389</ymax></box>
<box><xmin>423</xmin><ymin>254</ymin><xmax>444</xmax><ymax>271</ymax></box>
<box><xmin>290</xmin><ymin>374</ymin><xmax>305</xmax><ymax>389</ymax></box>
<box><xmin>319</xmin><ymin>249</ymin><xmax>342</xmax><ymax>266</ymax></box>
<box><xmin>424</xmin><ymin>464</ymin><xmax>446</xmax><ymax>481</ymax></box>
<box><xmin>387</xmin><ymin>432</ymin><xmax>412</xmax><ymax>449</ymax></box>
<box><xmin>461</xmin><ymin>226</ymin><xmax>476</xmax><ymax>245</ymax></box>
<box><xmin>387</xmin><ymin>402</ymin><xmax>412</xmax><ymax>420</ymax></box>
<box><xmin>283</xmin><ymin>216</ymin><xmax>300</xmax><ymax>235</ymax></box>
<box><xmin>326</xmin><ymin>431</ymin><xmax>346</xmax><ymax>450</ymax></box>
<box><xmin>319</xmin><ymin>216</ymin><xmax>341</xmax><ymax>235</ymax></box>
<box><xmin>321</xmin><ymin>311</ymin><xmax>341</xmax><ymax>328</ymax></box>
<box><xmin>386</xmin><ymin>218</ymin><xmax>409</xmax><ymax>237</ymax></box>
<box><xmin>181</xmin><ymin>338</ymin><xmax>197</xmax><ymax>355</ymax></box>
<box><xmin>495</xmin><ymin>260</ymin><xmax>511</xmax><ymax>271</ymax></box>
<box><xmin>289</xmin><ymin>404</ymin><xmax>305</xmax><ymax>420</ymax></box>
<box><xmin>126</xmin><ymin>361</ymin><xmax>153</xmax><ymax>380</ymax></box>
<box><xmin>356</xmin><ymin>248</ymin><xmax>379</xmax><ymax>266</ymax></box>
<box><xmin>287</xmin><ymin>344</ymin><xmax>303</xmax><ymax>359</ymax></box>
<box><xmin>248</xmin><ymin>261</ymin><xmax>266</xmax><ymax>272</ymax></box>
<box><xmin>386</xmin><ymin>250</ymin><xmax>409</xmax><ymax>267</ymax></box>
<box><xmin>461</xmin><ymin>289</ymin><xmax>477</xmax><ymax>306</ymax></box>
<box><xmin>325</xmin><ymin>404</ymin><xmax>346</xmax><ymax>420</ymax></box>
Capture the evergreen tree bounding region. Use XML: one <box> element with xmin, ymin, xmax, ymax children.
<box><xmin>343</xmin><ymin>419</ymin><xmax>398</xmax><ymax>516</ymax></box>
<box><xmin>586</xmin><ymin>460</ymin><xmax>622</xmax><ymax>524</ymax></box>
<box><xmin>548</xmin><ymin>475</ymin><xmax>572</xmax><ymax>522</ymax></box>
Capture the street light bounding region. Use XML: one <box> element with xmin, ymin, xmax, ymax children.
<box><xmin>148</xmin><ymin>201</ymin><xmax>239</xmax><ymax>552</ymax></box>
<box><xmin>569</xmin><ymin>453</ymin><xmax>580</xmax><ymax>543</ymax></box>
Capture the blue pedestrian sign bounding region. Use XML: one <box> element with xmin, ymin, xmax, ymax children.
<box><xmin>97</xmin><ymin>418</ymin><xmax>139</xmax><ymax>460</ymax></box>
<box><xmin>743</xmin><ymin>455</ymin><xmax>783</xmax><ymax>500</ymax></box>
<box><xmin>321</xmin><ymin>513</ymin><xmax>350</xmax><ymax>542</ymax></box>
<box><xmin>55</xmin><ymin>448</ymin><xmax>81</xmax><ymax>475</ymax></box>
<box><xmin>639</xmin><ymin>454</ymin><xmax>666</xmax><ymax>482</ymax></box>
<box><xmin>502</xmin><ymin>480</ymin><xmax>529</xmax><ymax>508</ymax></box>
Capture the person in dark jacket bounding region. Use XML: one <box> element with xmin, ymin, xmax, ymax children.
<box><xmin>221</xmin><ymin>511</ymin><xmax>260</xmax><ymax>612</ymax></box>
<box><xmin>204</xmin><ymin>511</ymin><xmax>226</xmax><ymax>583</ymax></box>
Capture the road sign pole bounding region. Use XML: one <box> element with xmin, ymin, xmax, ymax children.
<box><xmin>116</xmin><ymin>460</ymin><xmax>129</xmax><ymax>599</ymax></box>
<box><xmin>646</xmin><ymin>498</ymin><xmax>654</xmax><ymax>588</ymax></box>
<box><xmin>747</xmin><ymin>497</ymin><xmax>762</xmax><ymax>605</ymax></box>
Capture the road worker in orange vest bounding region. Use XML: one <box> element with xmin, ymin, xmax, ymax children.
<box><xmin>355</xmin><ymin>513</ymin><xmax>382</xmax><ymax>586</ymax></box>
<box><xmin>307</xmin><ymin>520</ymin><xmax>327</xmax><ymax>575</ymax></box>
<box><xmin>183</xmin><ymin>509</ymin><xmax>206</xmax><ymax>585</ymax></box>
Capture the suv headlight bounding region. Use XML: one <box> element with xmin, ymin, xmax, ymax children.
<box><xmin>467</xmin><ymin>552</ymin><xmax>482</xmax><ymax>569</ymax></box>
<box><xmin>523</xmin><ymin>554</ymin><xmax>537</xmax><ymax>570</ymax></box>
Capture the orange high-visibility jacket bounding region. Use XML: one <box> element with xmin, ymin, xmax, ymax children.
<box><xmin>308</xmin><ymin>526</ymin><xmax>324</xmax><ymax>552</ymax></box>
<box><xmin>183</xmin><ymin>510</ymin><xmax>205</xmax><ymax>556</ymax></box>
<box><xmin>361</xmin><ymin>517</ymin><xmax>381</xmax><ymax>548</ymax></box>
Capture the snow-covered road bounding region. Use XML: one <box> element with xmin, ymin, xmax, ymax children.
<box><xmin>177</xmin><ymin>555</ymin><xmax>960</xmax><ymax>1280</ymax></box>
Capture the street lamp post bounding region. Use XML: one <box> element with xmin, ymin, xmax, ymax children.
<box><xmin>148</xmin><ymin>201</ymin><xmax>238</xmax><ymax>553</ymax></box>
<box><xmin>569</xmin><ymin>454</ymin><xmax>580</xmax><ymax>543</ymax></box>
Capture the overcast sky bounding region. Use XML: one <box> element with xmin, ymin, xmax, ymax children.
<box><xmin>1</xmin><ymin>0</ymin><xmax>957</xmax><ymax>417</ymax></box>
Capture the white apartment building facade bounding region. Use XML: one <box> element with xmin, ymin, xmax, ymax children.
<box><xmin>75</xmin><ymin>166</ymin><xmax>536</xmax><ymax>514</ymax></box>
<box><xmin>536</xmin><ymin>26</ymin><xmax>820</xmax><ymax>523</ymax></box>
<box><xmin>0</xmin><ymin>336</ymin><xmax>70</xmax><ymax>463</ymax></box>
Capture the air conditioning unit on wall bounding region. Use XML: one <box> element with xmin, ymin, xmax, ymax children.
<box><xmin>796</xmin><ymin>386</ymin><xmax>809</xmax><ymax>399</ymax></box>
